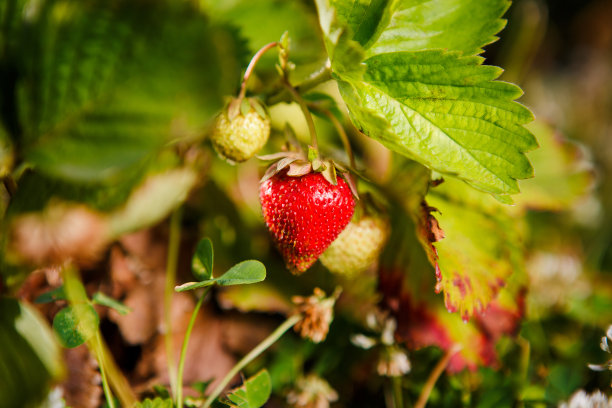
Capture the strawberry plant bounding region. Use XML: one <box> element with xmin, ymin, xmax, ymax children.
<box><xmin>1</xmin><ymin>0</ymin><xmax>611</xmax><ymax>407</ymax></box>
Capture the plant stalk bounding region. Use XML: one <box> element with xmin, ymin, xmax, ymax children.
<box><xmin>282</xmin><ymin>79</ymin><xmax>320</xmax><ymax>156</ymax></box>
<box><xmin>176</xmin><ymin>288</ymin><xmax>210</xmax><ymax>408</ymax></box>
<box><xmin>319</xmin><ymin>108</ymin><xmax>356</xmax><ymax>169</ymax></box>
<box><xmin>415</xmin><ymin>344</ymin><xmax>462</xmax><ymax>408</ymax></box>
<box><xmin>392</xmin><ymin>376</ymin><xmax>403</xmax><ymax>408</ymax></box>
<box><xmin>164</xmin><ymin>208</ymin><xmax>183</xmax><ymax>399</ymax></box>
<box><xmin>201</xmin><ymin>314</ymin><xmax>302</xmax><ymax>408</ymax></box>
<box><xmin>238</xmin><ymin>41</ymin><xmax>279</xmax><ymax>101</ymax></box>
<box><xmin>95</xmin><ymin>332</ymin><xmax>116</xmax><ymax>408</ymax></box>
<box><xmin>63</xmin><ymin>266</ymin><xmax>136</xmax><ymax>407</ymax></box>
<box><xmin>268</xmin><ymin>62</ymin><xmax>332</xmax><ymax>105</ymax></box>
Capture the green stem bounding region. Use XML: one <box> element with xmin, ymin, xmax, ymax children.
<box><xmin>164</xmin><ymin>209</ymin><xmax>183</xmax><ymax>399</ymax></box>
<box><xmin>392</xmin><ymin>376</ymin><xmax>403</xmax><ymax>408</ymax></box>
<box><xmin>319</xmin><ymin>107</ymin><xmax>356</xmax><ymax>169</ymax></box>
<box><xmin>176</xmin><ymin>289</ymin><xmax>210</xmax><ymax>408</ymax></box>
<box><xmin>96</xmin><ymin>332</ymin><xmax>116</xmax><ymax>408</ymax></box>
<box><xmin>63</xmin><ymin>266</ymin><xmax>136</xmax><ymax>407</ymax></box>
<box><xmin>202</xmin><ymin>314</ymin><xmax>302</xmax><ymax>408</ymax></box>
<box><xmin>282</xmin><ymin>79</ymin><xmax>320</xmax><ymax>156</ymax></box>
<box><xmin>238</xmin><ymin>41</ymin><xmax>279</xmax><ymax>101</ymax></box>
<box><xmin>414</xmin><ymin>344</ymin><xmax>462</xmax><ymax>408</ymax></box>
<box><xmin>268</xmin><ymin>62</ymin><xmax>332</xmax><ymax>105</ymax></box>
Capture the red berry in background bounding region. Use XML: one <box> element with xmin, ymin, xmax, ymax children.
<box><xmin>260</xmin><ymin>171</ymin><xmax>355</xmax><ymax>274</ymax></box>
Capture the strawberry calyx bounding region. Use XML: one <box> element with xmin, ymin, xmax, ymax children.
<box><xmin>227</xmin><ymin>96</ymin><xmax>268</xmax><ymax>122</ymax></box>
<box><xmin>258</xmin><ymin>148</ymin><xmax>359</xmax><ymax>199</ymax></box>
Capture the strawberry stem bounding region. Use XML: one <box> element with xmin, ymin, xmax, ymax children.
<box><xmin>238</xmin><ymin>41</ymin><xmax>279</xmax><ymax>101</ymax></box>
<box><xmin>267</xmin><ymin>61</ymin><xmax>332</xmax><ymax>105</ymax></box>
<box><xmin>282</xmin><ymin>79</ymin><xmax>320</xmax><ymax>157</ymax></box>
<box><xmin>319</xmin><ymin>108</ymin><xmax>356</xmax><ymax>169</ymax></box>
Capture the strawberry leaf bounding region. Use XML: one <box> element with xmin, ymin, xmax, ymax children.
<box><xmin>356</xmin><ymin>0</ymin><xmax>510</xmax><ymax>57</ymax></box>
<box><xmin>515</xmin><ymin>122</ymin><xmax>595</xmax><ymax>211</ymax></box>
<box><xmin>20</xmin><ymin>2</ymin><xmax>242</xmax><ymax>184</ymax></box>
<box><xmin>420</xmin><ymin>177</ymin><xmax>525</xmax><ymax>319</ymax></box>
<box><xmin>315</xmin><ymin>0</ymin><xmax>537</xmax><ymax>197</ymax></box>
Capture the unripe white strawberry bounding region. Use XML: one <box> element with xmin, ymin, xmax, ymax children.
<box><xmin>211</xmin><ymin>97</ymin><xmax>270</xmax><ymax>163</ymax></box>
<box><xmin>320</xmin><ymin>215</ymin><xmax>390</xmax><ymax>277</ymax></box>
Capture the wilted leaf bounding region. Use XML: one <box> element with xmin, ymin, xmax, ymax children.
<box><xmin>53</xmin><ymin>304</ymin><xmax>100</xmax><ymax>348</ymax></box>
<box><xmin>226</xmin><ymin>369</ymin><xmax>272</xmax><ymax>408</ymax></box>
<box><xmin>420</xmin><ymin>178</ymin><xmax>524</xmax><ymax>319</ymax></box>
<box><xmin>379</xmin><ymin>269</ymin><xmax>497</xmax><ymax>373</ymax></box>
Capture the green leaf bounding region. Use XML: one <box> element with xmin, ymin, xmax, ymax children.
<box><xmin>35</xmin><ymin>286</ymin><xmax>67</xmax><ymax>304</ymax></box>
<box><xmin>19</xmin><ymin>1</ymin><xmax>243</xmax><ymax>184</ymax></box>
<box><xmin>134</xmin><ymin>397</ymin><xmax>174</xmax><ymax>408</ymax></box>
<box><xmin>204</xmin><ymin>0</ymin><xmax>322</xmax><ymax>67</ymax></box>
<box><xmin>226</xmin><ymin>370</ymin><xmax>272</xmax><ymax>408</ymax></box>
<box><xmin>92</xmin><ymin>292</ymin><xmax>131</xmax><ymax>315</ymax></box>
<box><xmin>339</xmin><ymin>50</ymin><xmax>536</xmax><ymax>196</ymax></box>
<box><xmin>515</xmin><ymin>122</ymin><xmax>595</xmax><ymax>211</ymax></box>
<box><xmin>52</xmin><ymin>304</ymin><xmax>100</xmax><ymax>348</ymax></box>
<box><xmin>177</xmin><ymin>260</ymin><xmax>266</xmax><ymax>291</ymax></box>
<box><xmin>107</xmin><ymin>167</ymin><xmax>198</xmax><ymax>237</ymax></box>
<box><xmin>316</xmin><ymin>0</ymin><xmax>537</xmax><ymax>197</ymax></box>
<box><xmin>192</xmin><ymin>379</ymin><xmax>214</xmax><ymax>396</ymax></box>
<box><xmin>214</xmin><ymin>260</ymin><xmax>266</xmax><ymax>286</ymax></box>
<box><xmin>362</xmin><ymin>0</ymin><xmax>509</xmax><ymax>57</ymax></box>
<box><xmin>314</xmin><ymin>0</ymin><xmax>366</xmax><ymax>75</ymax></box>
<box><xmin>0</xmin><ymin>298</ymin><xmax>65</xmax><ymax>408</ymax></box>
<box><xmin>193</xmin><ymin>238</ymin><xmax>214</xmax><ymax>281</ymax></box>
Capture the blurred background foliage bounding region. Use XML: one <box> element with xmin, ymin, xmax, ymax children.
<box><xmin>1</xmin><ymin>0</ymin><xmax>611</xmax><ymax>407</ymax></box>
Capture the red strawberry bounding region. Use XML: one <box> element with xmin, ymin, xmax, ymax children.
<box><xmin>260</xmin><ymin>170</ymin><xmax>355</xmax><ymax>274</ymax></box>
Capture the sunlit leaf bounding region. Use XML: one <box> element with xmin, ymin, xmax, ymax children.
<box><xmin>315</xmin><ymin>0</ymin><xmax>536</xmax><ymax>197</ymax></box>
<box><xmin>420</xmin><ymin>177</ymin><xmax>524</xmax><ymax>319</ymax></box>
